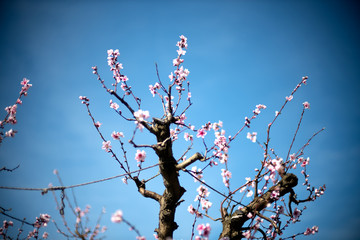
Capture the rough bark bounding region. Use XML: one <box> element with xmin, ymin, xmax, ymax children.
<box><xmin>219</xmin><ymin>173</ymin><xmax>298</xmax><ymax>240</ymax></box>
<box><xmin>152</xmin><ymin>118</ymin><xmax>185</xmax><ymax>240</ymax></box>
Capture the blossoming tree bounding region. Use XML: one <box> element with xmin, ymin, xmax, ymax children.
<box><xmin>0</xmin><ymin>36</ymin><xmax>325</xmax><ymax>240</ymax></box>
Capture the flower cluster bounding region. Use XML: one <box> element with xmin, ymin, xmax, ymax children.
<box><xmin>111</xmin><ymin>131</ymin><xmax>124</xmax><ymax>140</ymax></box>
<box><xmin>264</xmin><ymin>157</ymin><xmax>284</xmax><ymax>183</ymax></box>
<box><xmin>245</xmin><ymin>104</ymin><xmax>266</xmax><ymax>128</ymax></box>
<box><xmin>246</xmin><ymin>132</ymin><xmax>257</xmax><ymax>143</ymax></box>
<box><xmin>75</xmin><ymin>205</ymin><xmax>91</xmax><ymax>224</ymax></box>
<box><xmin>221</xmin><ymin>169</ymin><xmax>232</xmax><ymax>187</ymax></box>
<box><xmin>209</xmin><ymin>121</ymin><xmax>230</xmax><ymax>165</ymax></box>
<box><xmin>106</xmin><ymin>49</ymin><xmax>131</xmax><ymax>94</ymax></box>
<box><xmin>111</xmin><ymin>210</ymin><xmax>123</xmax><ymax>223</ymax></box>
<box><xmin>79</xmin><ymin>96</ymin><xmax>90</xmax><ymax>105</ymax></box>
<box><xmin>187</xmin><ymin>204</ymin><xmax>203</xmax><ymax>218</ymax></box>
<box><xmin>304</xmin><ymin>226</ymin><xmax>319</xmax><ymax>235</ymax></box>
<box><xmin>149</xmin><ymin>82</ymin><xmax>161</xmax><ymax>97</ymax></box>
<box><xmin>191</xmin><ymin>166</ymin><xmax>203</xmax><ymax>182</ymax></box>
<box><xmin>26</xmin><ymin>214</ymin><xmax>51</xmax><ymax>239</ymax></box>
<box><xmin>109</xmin><ymin>99</ymin><xmax>119</xmax><ymax>110</ymax></box>
<box><xmin>170</xmin><ymin>35</ymin><xmax>190</xmax><ymax>93</ymax></box>
<box><xmin>4</xmin><ymin>104</ymin><xmax>17</xmax><ymax>125</ymax></box>
<box><xmin>1</xmin><ymin>79</ymin><xmax>32</xmax><ymax>137</ymax></box>
<box><xmin>35</xmin><ymin>214</ymin><xmax>51</xmax><ymax>228</ymax></box>
<box><xmin>134</xmin><ymin>109</ymin><xmax>150</xmax><ymax>130</ymax></box>
<box><xmin>195</xmin><ymin>223</ymin><xmax>211</xmax><ymax>240</ymax></box>
<box><xmin>20</xmin><ymin>78</ymin><xmax>32</xmax><ymax>97</ymax></box>
<box><xmin>184</xmin><ymin>132</ymin><xmax>194</xmax><ymax>141</ymax></box>
<box><xmin>195</xmin><ymin>185</ymin><xmax>212</xmax><ymax>211</ymax></box>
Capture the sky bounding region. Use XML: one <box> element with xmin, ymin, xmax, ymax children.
<box><xmin>0</xmin><ymin>0</ymin><xmax>359</xmax><ymax>239</ymax></box>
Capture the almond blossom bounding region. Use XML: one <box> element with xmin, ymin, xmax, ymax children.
<box><xmin>94</xmin><ymin>121</ymin><xmax>102</xmax><ymax>128</ymax></box>
<box><xmin>134</xmin><ymin>109</ymin><xmax>150</xmax><ymax>121</ymax></box>
<box><xmin>111</xmin><ymin>131</ymin><xmax>124</xmax><ymax>140</ymax></box>
<box><xmin>197</xmin><ymin>128</ymin><xmax>207</xmax><ymax>138</ymax></box>
<box><xmin>303</xmin><ymin>101</ymin><xmax>310</xmax><ymax>109</ymax></box>
<box><xmin>102</xmin><ymin>141</ymin><xmax>112</xmax><ymax>152</ymax></box>
<box><xmin>184</xmin><ymin>132</ymin><xmax>193</xmax><ymax>141</ymax></box>
<box><xmin>246</xmin><ymin>132</ymin><xmax>257</xmax><ymax>143</ymax></box>
<box><xmin>109</xmin><ymin>99</ymin><xmax>119</xmax><ymax>110</ymax></box>
<box><xmin>111</xmin><ymin>210</ymin><xmax>123</xmax><ymax>223</ymax></box>
<box><xmin>149</xmin><ymin>83</ymin><xmax>161</xmax><ymax>97</ymax></box>
<box><xmin>135</xmin><ymin>150</ymin><xmax>146</xmax><ymax>162</ymax></box>
<box><xmin>196</xmin><ymin>223</ymin><xmax>211</xmax><ymax>239</ymax></box>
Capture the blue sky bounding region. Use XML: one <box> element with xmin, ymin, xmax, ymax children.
<box><xmin>0</xmin><ymin>0</ymin><xmax>359</xmax><ymax>239</ymax></box>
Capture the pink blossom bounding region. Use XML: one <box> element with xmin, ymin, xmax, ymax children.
<box><xmin>197</xmin><ymin>223</ymin><xmax>211</xmax><ymax>238</ymax></box>
<box><xmin>169</xmin><ymin>72</ymin><xmax>174</xmax><ymax>81</ymax></box>
<box><xmin>221</xmin><ymin>169</ymin><xmax>232</xmax><ymax>187</ymax></box>
<box><xmin>187</xmin><ymin>92</ymin><xmax>192</xmax><ymax>100</ymax></box>
<box><xmin>149</xmin><ymin>83</ymin><xmax>161</xmax><ymax>97</ymax></box>
<box><xmin>20</xmin><ymin>78</ymin><xmax>30</xmax><ymax>86</ymax></box>
<box><xmin>136</xmin><ymin>237</ymin><xmax>146</xmax><ymax>240</ymax></box>
<box><xmin>197</xmin><ymin>128</ymin><xmax>207</xmax><ymax>138</ymax></box>
<box><xmin>20</xmin><ymin>78</ymin><xmax>32</xmax><ymax>95</ymax></box>
<box><xmin>304</xmin><ymin>226</ymin><xmax>318</xmax><ymax>236</ymax></box>
<box><xmin>42</xmin><ymin>232</ymin><xmax>49</xmax><ymax>239</ymax></box>
<box><xmin>173</xmin><ymin>58</ymin><xmax>184</xmax><ymax>66</ymax></box>
<box><xmin>278</xmin><ymin>205</ymin><xmax>284</xmax><ymax>214</ymax></box>
<box><xmin>5</xmin><ymin>104</ymin><xmax>17</xmax><ymax>115</ymax></box>
<box><xmin>177</xmin><ymin>35</ymin><xmax>188</xmax><ymax>49</ymax></box>
<box><xmin>177</xmin><ymin>48</ymin><xmax>186</xmax><ymax>56</ymax></box>
<box><xmin>102</xmin><ymin>141</ymin><xmax>112</xmax><ymax>152</ymax></box>
<box><xmin>256</xmin><ymin>104</ymin><xmax>266</xmax><ymax>110</ymax></box>
<box><xmin>246</xmin><ymin>132</ymin><xmax>257</xmax><ymax>143</ymax></box>
<box><xmin>292</xmin><ymin>208</ymin><xmax>301</xmax><ymax>222</ymax></box>
<box><xmin>187</xmin><ymin>204</ymin><xmax>196</xmax><ymax>214</ymax></box>
<box><xmin>111</xmin><ymin>131</ymin><xmax>124</xmax><ymax>140</ymax></box>
<box><xmin>270</xmin><ymin>189</ymin><xmax>280</xmax><ymax>200</ymax></box>
<box><xmin>5</xmin><ymin>129</ymin><xmax>16</xmax><ymax>137</ymax></box>
<box><xmin>301</xmin><ymin>157</ymin><xmax>310</xmax><ymax>167</ymax></box>
<box><xmin>175</xmin><ymin>113</ymin><xmax>186</xmax><ymax>125</ymax></box>
<box><xmin>191</xmin><ymin>166</ymin><xmax>203</xmax><ymax>182</ymax></box>
<box><xmin>135</xmin><ymin>150</ymin><xmax>146</xmax><ymax>162</ymax></box>
<box><xmin>184</xmin><ymin>132</ymin><xmax>193</xmax><ymax>141</ymax></box>
<box><xmin>3</xmin><ymin>220</ymin><xmax>14</xmax><ymax>229</ymax></box>
<box><xmin>134</xmin><ymin>109</ymin><xmax>150</xmax><ymax>121</ymax></box>
<box><xmin>111</xmin><ymin>210</ymin><xmax>123</xmax><ymax>223</ymax></box>
<box><xmin>286</xmin><ymin>95</ymin><xmax>293</xmax><ymax>101</ymax></box>
<box><xmin>170</xmin><ymin>128</ymin><xmax>179</xmax><ymax>140</ymax></box>
<box><xmin>303</xmin><ymin>101</ymin><xmax>310</xmax><ymax>109</ymax></box>
<box><xmin>200</xmin><ymin>198</ymin><xmax>213</xmax><ymax>210</ymax></box>
<box><xmin>109</xmin><ymin>100</ymin><xmax>119</xmax><ymax>110</ymax></box>
<box><xmin>122</xmin><ymin>177</ymin><xmax>128</xmax><ymax>184</ymax></box>
<box><xmin>92</xmin><ymin>66</ymin><xmax>98</xmax><ymax>74</ymax></box>
<box><xmin>242</xmin><ymin>230</ymin><xmax>251</xmax><ymax>239</ymax></box>
<box><xmin>196</xmin><ymin>185</ymin><xmax>210</xmax><ymax>198</ymax></box>
<box><xmin>212</xmin><ymin>121</ymin><xmax>223</xmax><ymax>131</ymax></box>
<box><xmin>302</xmin><ymin>76</ymin><xmax>308</xmax><ymax>85</ymax></box>
<box><xmin>94</xmin><ymin>121</ymin><xmax>102</xmax><ymax>128</ymax></box>
<box><xmin>246</xmin><ymin>190</ymin><xmax>253</xmax><ymax>198</ymax></box>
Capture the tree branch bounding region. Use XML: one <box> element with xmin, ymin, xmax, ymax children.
<box><xmin>133</xmin><ymin>177</ymin><xmax>161</xmax><ymax>202</ymax></box>
<box><xmin>176</xmin><ymin>152</ymin><xmax>204</xmax><ymax>170</ymax></box>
